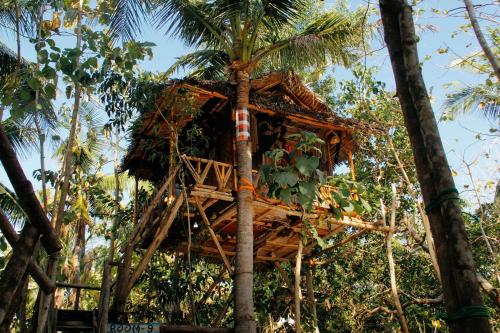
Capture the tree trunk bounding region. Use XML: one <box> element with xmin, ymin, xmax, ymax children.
<box><xmin>463</xmin><ymin>0</ymin><xmax>500</xmax><ymax>80</ymax></box>
<box><xmin>294</xmin><ymin>239</ymin><xmax>303</xmax><ymax>333</ymax></box>
<box><xmin>379</xmin><ymin>1</ymin><xmax>491</xmax><ymax>332</ymax></box>
<box><xmin>386</xmin><ymin>184</ymin><xmax>409</xmax><ymax>333</ymax></box>
<box><xmin>36</xmin><ymin>6</ymin><xmax>83</xmax><ymax>331</ymax></box>
<box><xmin>234</xmin><ymin>70</ymin><xmax>256</xmax><ymax>333</ymax></box>
<box><xmin>98</xmin><ymin>240</ymin><xmax>115</xmax><ymax>333</ymax></box>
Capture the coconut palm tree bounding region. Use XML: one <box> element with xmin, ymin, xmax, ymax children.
<box><xmin>109</xmin><ymin>1</ymin><xmax>366</xmax><ymax>330</ymax></box>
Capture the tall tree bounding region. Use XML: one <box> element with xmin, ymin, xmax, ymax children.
<box><xmin>462</xmin><ymin>0</ymin><xmax>500</xmax><ymax>80</ymax></box>
<box><xmin>110</xmin><ymin>1</ymin><xmax>365</xmax><ymax>330</ymax></box>
<box><xmin>379</xmin><ymin>1</ymin><xmax>491</xmax><ymax>332</ymax></box>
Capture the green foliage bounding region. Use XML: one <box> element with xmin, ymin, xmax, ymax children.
<box><xmin>260</xmin><ymin>131</ymin><xmax>373</xmax><ymax>219</ymax></box>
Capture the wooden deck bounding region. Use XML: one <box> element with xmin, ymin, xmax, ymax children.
<box><xmin>133</xmin><ymin>156</ymin><xmax>390</xmax><ymax>267</ymax></box>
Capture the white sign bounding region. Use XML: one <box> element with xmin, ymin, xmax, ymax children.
<box><xmin>107</xmin><ymin>323</ymin><xmax>160</xmax><ymax>333</ymax></box>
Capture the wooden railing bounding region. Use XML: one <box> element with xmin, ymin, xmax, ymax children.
<box><xmin>181</xmin><ymin>155</ymin><xmax>260</xmax><ymax>191</ymax></box>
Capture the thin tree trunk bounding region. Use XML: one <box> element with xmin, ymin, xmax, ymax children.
<box><xmin>386</xmin><ymin>184</ymin><xmax>409</xmax><ymax>333</ymax></box>
<box><xmin>379</xmin><ymin>1</ymin><xmax>491</xmax><ymax>332</ymax></box>
<box><xmin>234</xmin><ymin>70</ymin><xmax>255</xmax><ymax>333</ymax></box>
<box><xmin>305</xmin><ymin>265</ymin><xmax>319</xmax><ymax>333</ymax></box>
<box><xmin>294</xmin><ymin>238</ymin><xmax>303</xmax><ymax>333</ymax></box>
<box><xmin>98</xmin><ymin>239</ymin><xmax>115</xmax><ymax>333</ymax></box>
<box><xmin>387</xmin><ymin>135</ymin><xmax>441</xmax><ymax>282</ymax></box>
<box><xmin>98</xmin><ymin>128</ymin><xmax>121</xmax><ymax>331</ymax></box>
<box><xmin>36</xmin><ymin>6</ymin><xmax>83</xmax><ymax>331</ymax></box>
<box><xmin>14</xmin><ymin>0</ymin><xmax>21</xmax><ymax>67</ymax></box>
<box><xmin>463</xmin><ymin>161</ymin><xmax>497</xmax><ymax>280</ymax></box>
<box><xmin>463</xmin><ymin>0</ymin><xmax>500</xmax><ymax>80</ymax></box>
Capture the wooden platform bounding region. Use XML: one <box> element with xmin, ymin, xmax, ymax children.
<box><xmin>133</xmin><ymin>156</ymin><xmax>389</xmax><ymax>265</ymax></box>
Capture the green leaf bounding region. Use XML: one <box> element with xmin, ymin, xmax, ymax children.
<box><xmin>360</xmin><ymin>198</ymin><xmax>372</xmax><ymax>213</ymax></box>
<box><xmin>44</xmin><ymin>83</ymin><xmax>56</xmax><ymax>99</ymax></box>
<box><xmin>273</xmin><ymin>171</ymin><xmax>298</xmax><ymax>187</ymax></box>
<box><xmin>42</xmin><ymin>66</ymin><xmax>57</xmax><ymax>79</ymax></box>
<box><xmin>295</xmin><ymin>155</ymin><xmax>319</xmax><ymax>176</ymax></box>
<box><xmin>278</xmin><ymin>187</ymin><xmax>292</xmax><ymax>203</ymax></box>
<box><xmin>298</xmin><ymin>181</ymin><xmax>316</xmax><ymax>199</ymax></box>
<box><xmin>27</xmin><ymin>77</ymin><xmax>41</xmax><ymax>90</ymax></box>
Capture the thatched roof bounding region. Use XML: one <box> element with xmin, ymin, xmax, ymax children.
<box><xmin>122</xmin><ymin>71</ymin><xmax>385</xmax><ymax>180</ymax></box>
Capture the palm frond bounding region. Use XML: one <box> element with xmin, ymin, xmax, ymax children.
<box><xmin>166</xmin><ymin>49</ymin><xmax>229</xmax><ymax>79</ymax></box>
<box><xmin>443</xmin><ymin>83</ymin><xmax>500</xmax><ymax>119</ymax></box>
<box><xmin>253</xmin><ymin>9</ymin><xmax>366</xmax><ymax>70</ymax></box>
<box><xmin>0</xmin><ymin>182</ymin><xmax>26</xmax><ymax>226</ymax></box>
<box><xmin>2</xmin><ymin>116</ymin><xmax>38</xmax><ymax>157</ymax></box>
<box><xmin>154</xmin><ymin>0</ymin><xmax>232</xmax><ymax>55</ymax></box>
<box><xmin>107</xmin><ymin>0</ymin><xmax>154</xmax><ymax>41</ymax></box>
<box><xmin>258</xmin><ymin>0</ymin><xmax>307</xmax><ymax>31</ymax></box>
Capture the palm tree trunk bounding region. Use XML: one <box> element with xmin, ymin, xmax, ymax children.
<box><xmin>234</xmin><ymin>70</ymin><xmax>256</xmax><ymax>333</ymax></box>
<box><xmin>463</xmin><ymin>0</ymin><xmax>500</xmax><ymax>80</ymax></box>
<box><xmin>379</xmin><ymin>1</ymin><xmax>491</xmax><ymax>332</ymax></box>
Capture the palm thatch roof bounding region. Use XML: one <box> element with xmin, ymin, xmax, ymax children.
<box><xmin>122</xmin><ymin>71</ymin><xmax>385</xmax><ymax>180</ymax></box>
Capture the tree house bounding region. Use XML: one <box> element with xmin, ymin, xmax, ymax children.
<box><xmin>121</xmin><ymin>71</ymin><xmax>388</xmax><ymax>288</ymax></box>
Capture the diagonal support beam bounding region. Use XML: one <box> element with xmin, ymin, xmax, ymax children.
<box><xmin>127</xmin><ymin>194</ymin><xmax>184</xmax><ymax>292</ymax></box>
<box><xmin>0</xmin><ymin>209</ymin><xmax>55</xmax><ymax>294</ymax></box>
<box><xmin>194</xmin><ymin>197</ymin><xmax>233</xmax><ymax>273</ymax></box>
<box><xmin>130</xmin><ymin>165</ymin><xmax>180</xmax><ymax>245</ymax></box>
<box><xmin>0</xmin><ymin>125</ymin><xmax>61</xmax><ymax>254</ymax></box>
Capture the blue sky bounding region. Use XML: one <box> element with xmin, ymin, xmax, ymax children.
<box><xmin>1</xmin><ymin>0</ymin><xmax>498</xmax><ymax>207</ymax></box>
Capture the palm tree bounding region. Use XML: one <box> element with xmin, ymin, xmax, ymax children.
<box><xmin>443</xmin><ymin>82</ymin><xmax>499</xmax><ymax>120</ymax></box>
<box><xmin>110</xmin><ymin>1</ymin><xmax>365</xmax><ymax>330</ymax></box>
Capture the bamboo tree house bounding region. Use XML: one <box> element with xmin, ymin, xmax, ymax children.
<box><xmin>121</xmin><ymin>71</ymin><xmax>388</xmax><ymax>289</ymax></box>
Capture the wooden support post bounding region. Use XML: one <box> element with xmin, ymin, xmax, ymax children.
<box><xmin>294</xmin><ymin>238</ymin><xmax>304</xmax><ymax>333</ymax></box>
<box><xmin>127</xmin><ymin>195</ymin><xmax>184</xmax><ymax>292</ymax></box>
<box><xmin>305</xmin><ymin>265</ymin><xmax>319</xmax><ymax>333</ymax></box>
<box><xmin>0</xmin><ymin>209</ymin><xmax>55</xmax><ymax>294</ymax></box>
<box><xmin>386</xmin><ymin>184</ymin><xmax>409</xmax><ymax>333</ymax></box>
<box><xmin>194</xmin><ymin>197</ymin><xmax>233</xmax><ymax>273</ymax></box>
